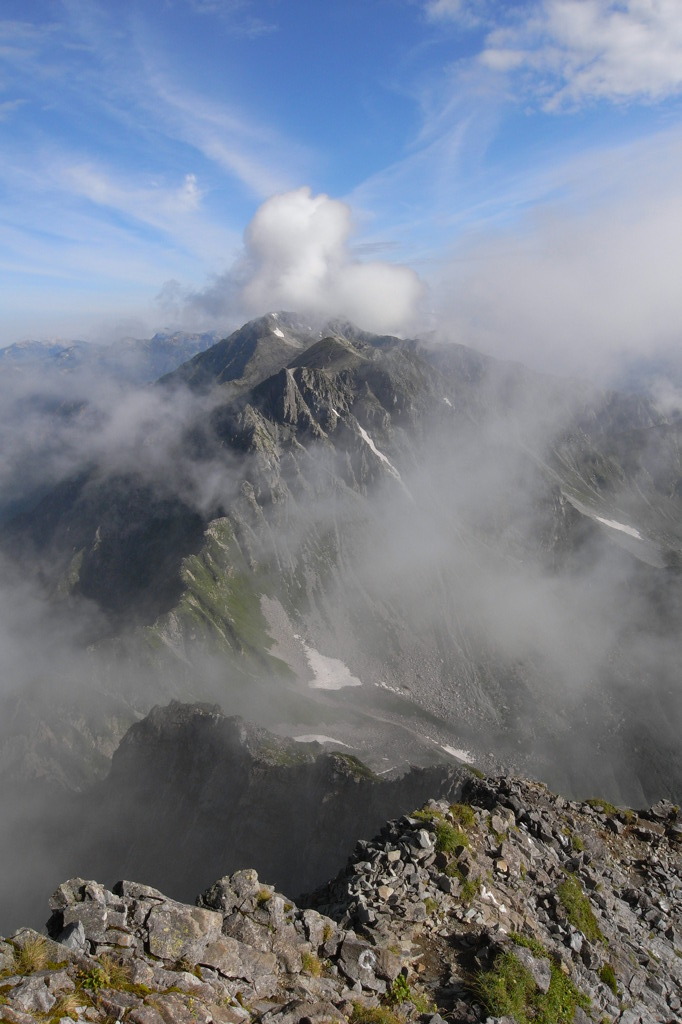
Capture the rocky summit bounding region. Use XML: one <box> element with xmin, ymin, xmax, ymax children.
<box><xmin>2</xmin><ymin>773</ymin><xmax>681</xmax><ymax>1024</ymax></box>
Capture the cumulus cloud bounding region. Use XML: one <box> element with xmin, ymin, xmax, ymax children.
<box><xmin>183</xmin><ymin>187</ymin><xmax>424</xmax><ymax>335</ymax></box>
<box><xmin>488</xmin><ymin>0</ymin><xmax>682</xmax><ymax>108</ymax></box>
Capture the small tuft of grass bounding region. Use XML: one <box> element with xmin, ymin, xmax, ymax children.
<box><xmin>11</xmin><ymin>935</ymin><xmax>51</xmax><ymax>974</ymax></box>
<box><xmin>79</xmin><ymin>954</ymin><xmax>132</xmax><ymax>994</ymax></box>
<box><xmin>384</xmin><ymin>975</ymin><xmax>436</xmax><ymax>1015</ymax></box>
<box><xmin>460</xmin><ymin>877</ymin><xmax>482</xmax><ymax>904</ymax></box>
<box><xmin>423</xmin><ymin>897</ymin><xmax>438</xmax><ymax>916</ymax></box>
<box><xmin>598</xmin><ymin>963</ymin><xmax>619</xmax><ymax>996</ymax></box>
<box><xmin>48</xmin><ymin>990</ymin><xmax>90</xmax><ymax>1022</ymax></box>
<box><xmin>444</xmin><ymin>862</ymin><xmax>481</xmax><ymax>905</ymax></box>
<box><xmin>411</xmin><ymin>806</ymin><xmax>443</xmax><ymax>823</ymax></box>
<box><xmin>386</xmin><ymin>974</ymin><xmax>411</xmax><ymax>1005</ymax></box>
<box><xmin>256</xmin><ymin>889</ymin><xmax>272</xmax><ymax>906</ymax></box>
<box><xmin>411</xmin><ymin>991</ymin><xmax>437</xmax><ymax>1014</ymax></box>
<box><xmin>301</xmin><ymin>952</ymin><xmax>323</xmax><ymax>977</ymax></box>
<box><xmin>350</xmin><ymin>1003</ymin><xmax>402</xmax><ymax>1024</ymax></box>
<box><xmin>472</xmin><ymin>950</ymin><xmax>590</xmax><ymax>1024</ymax></box>
<box><xmin>556</xmin><ymin>875</ymin><xmax>603</xmax><ymax>944</ymax></box>
<box><xmin>450</xmin><ymin>803</ymin><xmax>476</xmax><ymax>829</ymax></box>
<box><xmin>570</xmin><ymin>833</ymin><xmax>585</xmax><ymax>852</ymax></box>
<box><xmin>586</xmin><ymin>798</ymin><xmax>618</xmax><ymax>817</ymax></box>
<box><xmin>435</xmin><ymin>821</ymin><xmax>469</xmax><ymax>854</ymax></box>
<box><xmin>510</xmin><ymin>933</ymin><xmax>547</xmax><ymax>957</ymax></box>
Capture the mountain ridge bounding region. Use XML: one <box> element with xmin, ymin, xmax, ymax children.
<box><xmin>1</xmin><ymin>766</ymin><xmax>680</xmax><ymax>1024</ymax></box>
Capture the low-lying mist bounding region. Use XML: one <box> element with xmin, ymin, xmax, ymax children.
<box><xmin>0</xmin><ymin>320</ymin><xmax>680</xmax><ymax>933</ymax></box>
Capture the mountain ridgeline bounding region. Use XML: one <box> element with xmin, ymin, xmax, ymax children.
<box><xmin>1</xmin><ymin>313</ymin><xmax>681</xmax><ymax>829</ymax></box>
<box><xmin>2</xmin><ymin>760</ymin><xmax>682</xmax><ymax>1024</ymax></box>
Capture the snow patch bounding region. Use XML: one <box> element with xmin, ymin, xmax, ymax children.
<box><xmin>295</xmin><ymin>636</ymin><xmax>362</xmax><ymax>689</ymax></box>
<box><xmin>272</xmin><ymin>327</ymin><xmax>285</xmax><ymax>338</ymax></box>
<box><xmin>443</xmin><ymin>397</ymin><xmax>453</xmax><ymax>407</ymax></box>
<box><xmin>355</xmin><ymin>423</ymin><xmax>402</xmax><ymax>481</ymax></box>
<box><xmin>594</xmin><ymin>515</ymin><xmax>642</xmax><ymax>540</ymax></box>
<box><xmin>333</xmin><ymin>409</ymin><xmax>413</xmax><ymax>499</ymax></box>
<box><xmin>293</xmin><ymin>734</ymin><xmax>351</xmax><ymax>747</ymax></box>
<box><xmin>441</xmin><ymin>744</ymin><xmax>474</xmax><ymax>764</ymax></box>
<box><xmin>481</xmin><ymin>885</ymin><xmax>507</xmax><ymax>913</ymax></box>
<box><xmin>375</xmin><ymin>680</ymin><xmax>405</xmax><ymax>695</ymax></box>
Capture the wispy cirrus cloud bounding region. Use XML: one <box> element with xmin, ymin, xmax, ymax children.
<box><xmin>0</xmin><ymin>0</ymin><xmax>311</xmax><ymax>339</ymax></box>
<box><xmin>180</xmin><ymin>0</ymin><xmax>277</xmax><ymax>36</ymax></box>
<box><xmin>0</xmin><ymin>99</ymin><xmax>25</xmax><ymax>121</ymax></box>
<box><xmin>138</xmin><ymin>67</ymin><xmax>310</xmax><ymax>199</ymax></box>
<box><xmin>58</xmin><ymin>165</ymin><xmax>206</xmax><ymax>232</ymax></box>
<box><xmin>425</xmin><ymin>0</ymin><xmax>489</xmax><ymax>27</ymax></box>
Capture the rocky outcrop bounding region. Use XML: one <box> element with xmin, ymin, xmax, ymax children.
<box><xmin>0</xmin><ymin>870</ymin><xmax>402</xmax><ymax>1024</ymax></box>
<box><xmin>305</xmin><ymin>773</ymin><xmax>682</xmax><ymax>1023</ymax></box>
<box><xmin>2</xmin><ymin>773</ymin><xmax>682</xmax><ymax>1023</ymax></box>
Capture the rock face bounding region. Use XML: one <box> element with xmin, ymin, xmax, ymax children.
<box><xmin>2</xmin><ymin>773</ymin><xmax>682</xmax><ymax>1024</ymax></box>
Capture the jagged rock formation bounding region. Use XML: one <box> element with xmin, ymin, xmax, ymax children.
<box><xmin>2</xmin><ymin>773</ymin><xmax>681</xmax><ymax>1023</ymax></box>
<box><xmin>0</xmin><ymin>703</ymin><xmax>468</xmax><ymax>936</ymax></box>
<box><xmin>308</xmin><ymin>774</ymin><xmax>682</xmax><ymax>1022</ymax></box>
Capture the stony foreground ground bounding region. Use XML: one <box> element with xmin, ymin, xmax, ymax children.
<box><xmin>1</xmin><ymin>773</ymin><xmax>681</xmax><ymax>1024</ymax></box>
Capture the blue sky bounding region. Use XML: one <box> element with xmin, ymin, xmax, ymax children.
<box><xmin>3</xmin><ymin>0</ymin><xmax>682</xmax><ymax>374</ymax></box>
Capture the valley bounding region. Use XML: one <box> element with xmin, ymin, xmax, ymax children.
<box><xmin>0</xmin><ymin>313</ymin><xmax>680</xmax><ymax>932</ymax></box>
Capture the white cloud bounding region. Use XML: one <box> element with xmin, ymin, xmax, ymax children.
<box><xmin>0</xmin><ymin>99</ymin><xmax>25</xmax><ymax>121</ymax></box>
<box><xmin>62</xmin><ymin>166</ymin><xmax>204</xmax><ymax>225</ymax></box>
<box><xmin>141</xmin><ymin>69</ymin><xmax>308</xmax><ymax>199</ymax></box>
<box><xmin>432</xmin><ymin>129</ymin><xmax>682</xmax><ymax>379</ymax></box>
<box><xmin>426</xmin><ymin>0</ymin><xmax>467</xmax><ymax>20</ymax></box>
<box><xmin>479</xmin><ymin>0</ymin><xmax>682</xmax><ymax>109</ymax></box>
<box><xmin>188</xmin><ymin>187</ymin><xmax>424</xmax><ymax>334</ymax></box>
<box><xmin>425</xmin><ymin>0</ymin><xmax>489</xmax><ymax>26</ymax></box>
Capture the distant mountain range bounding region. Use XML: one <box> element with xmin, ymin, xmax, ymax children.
<box><xmin>0</xmin><ymin>328</ymin><xmax>221</xmax><ymax>384</ymax></box>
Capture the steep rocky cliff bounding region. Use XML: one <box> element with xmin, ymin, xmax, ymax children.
<box><xmin>1</xmin><ymin>773</ymin><xmax>680</xmax><ymax>1024</ymax></box>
